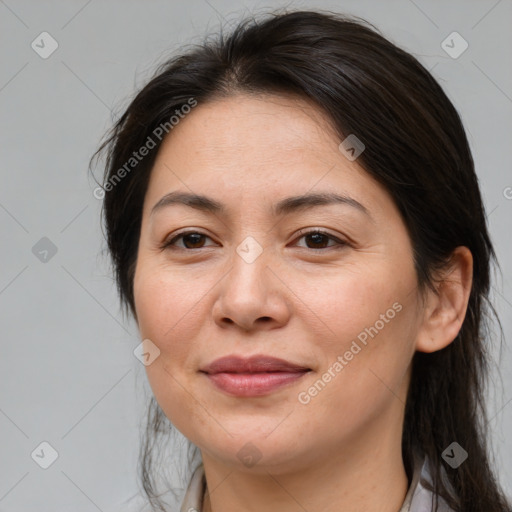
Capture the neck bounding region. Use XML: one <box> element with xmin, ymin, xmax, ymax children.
<box><xmin>200</xmin><ymin>413</ymin><xmax>409</xmax><ymax>512</ymax></box>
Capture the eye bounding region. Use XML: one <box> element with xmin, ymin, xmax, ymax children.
<box><xmin>161</xmin><ymin>231</ymin><xmax>216</xmax><ymax>250</ymax></box>
<box><xmin>293</xmin><ymin>229</ymin><xmax>347</xmax><ymax>250</ymax></box>
<box><xmin>161</xmin><ymin>229</ymin><xmax>347</xmax><ymax>251</ymax></box>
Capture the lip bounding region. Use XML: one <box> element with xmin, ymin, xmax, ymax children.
<box><xmin>201</xmin><ymin>355</ymin><xmax>310</xmax><ymax>374</ymax></box>
<box><xmin>200</xmin><ymin>355</ymin><xmax>311</xmax><ymax>397</ymax></box>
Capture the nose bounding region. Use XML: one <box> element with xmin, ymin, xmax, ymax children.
<box><xmin>212</xmin><ymin>247</ymin><xmax>291</xmax><ymax>332</ymax></box>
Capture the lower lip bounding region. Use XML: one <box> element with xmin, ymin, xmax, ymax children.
<box><xmin>205</xmin><ymin>371</ymin><xmax>309</xmax><ymax>397</ymax></box>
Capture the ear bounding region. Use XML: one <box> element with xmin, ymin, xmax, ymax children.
<box><xmin>415</xmin><ymin>246</ymin><xmax>473</xmax><ymax>353</ymax></box>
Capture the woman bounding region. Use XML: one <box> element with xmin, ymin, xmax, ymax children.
<box><xmin>91</xmin><ymin>9</ymin><xmax>511</xmax><ymax>512</ymax></box>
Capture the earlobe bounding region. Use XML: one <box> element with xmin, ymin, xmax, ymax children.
<box><xmin>415</xmin><ymin>246</ymin><xmax>473</xmax><ymax>354</ymax></box>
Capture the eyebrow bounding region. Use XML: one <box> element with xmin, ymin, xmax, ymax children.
<box><xmin>150</xmin><ymin>191</ymin><xmax>371</xmax><ymax>218</ymax></box>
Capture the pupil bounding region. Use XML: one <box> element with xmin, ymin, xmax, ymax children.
<box><xmin>308</xmin><ymin>233</ymin><xmax>327</xmax><ymax>248</ymax></box>
<box><xmin>185</xmin><ymin>233</ymin><xmax>204</xmax><ymax>248</ymax></box>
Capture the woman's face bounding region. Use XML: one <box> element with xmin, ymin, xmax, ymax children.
<box><xmin>133</xmin><ymin>93</ymin><xmax>424</xmax><ymax>474</ymax></box>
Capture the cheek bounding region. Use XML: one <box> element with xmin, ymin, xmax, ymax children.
<box><xmin>133</xmin><ymin>263</ymin><xmax>216</xmax><ymax>440</ymax></box>
<box><xmin>133</xmin><ymin>261</ymin><xmax>207</xmax><ymax>352</ymax></box>
<box><xmin>298</xmin><ymin>263</ymin><xmax>417</xmax><ymax>408</ymax></box>
<box><xmin>133</xmin><ymin>265</ymin><xmax>200</xmax><ymax>389</ymax></box>
<box><xmin>298</xmin><ymin>262</ymin><xmax>412</xmax><ymax>350</ymax></box>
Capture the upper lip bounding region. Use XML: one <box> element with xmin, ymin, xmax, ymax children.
<box><xmin>200</xmin><ymin>355</ymin><xmax>311</xmax><ymax>374</ymax></box>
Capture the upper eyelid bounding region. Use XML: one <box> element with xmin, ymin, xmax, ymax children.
<box><xmin>295</xmin><ymin>228</ymin><xmax>344</xmax><ymax>240</ymax></box>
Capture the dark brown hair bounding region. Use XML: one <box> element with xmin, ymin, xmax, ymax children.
<box><xmin>90</xmin><ymin>9</ymin><xmax>511</xmax><ymax>511</ymax></box>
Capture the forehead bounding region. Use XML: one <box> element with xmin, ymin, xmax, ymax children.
<box><xmin>143</xmin><ymin>93</ymin><xmax>390</xmax><ymax>218</ymax></box>
<box><xmin>162</xmin><ymin>93</ymin><xmax>339</xmax><ymax>163</ymax></box>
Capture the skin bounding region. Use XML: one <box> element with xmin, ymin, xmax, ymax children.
<box><xmin>133</xmin><ymin>93</ymin><xmax>473</xmax><ymax>512</ymax></box>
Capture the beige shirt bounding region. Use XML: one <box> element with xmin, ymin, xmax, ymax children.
<box><xmin>180</xmin><ymin>457</ymin><xmax>454</xmax><ymax>512</ymax></box>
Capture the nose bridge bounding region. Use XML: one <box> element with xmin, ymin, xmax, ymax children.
<box><xmin>213</xmin><ymin>235</ymin><xmax>289</xmax><ymax>330</ymax></box>
<box><xmin>226</xmin><ymin>235</ymin><xmax>271</xmax><ymax>305</ymax></box>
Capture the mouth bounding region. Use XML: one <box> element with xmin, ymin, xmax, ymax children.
<box><xmin>199</xmin><ymin>355</ymin><xmax>312</xmax><ymax>397</ymax></box>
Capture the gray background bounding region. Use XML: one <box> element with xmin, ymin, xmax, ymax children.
<box><xmin>1</xmin><ymin>0</ymin><xmax>511</xmax><ymax>510</ymax></box>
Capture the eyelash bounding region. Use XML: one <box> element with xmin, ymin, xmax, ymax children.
<box><xmin>160</xmin><ymin>229</ymin><xmax>347</xmax><ymax>252</ymax></box>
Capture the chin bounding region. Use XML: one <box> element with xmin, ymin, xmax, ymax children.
<box><xmin>198</xmin><ymin>430</ymin><xmax>312</xmax><ymax>473</ymax></box>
